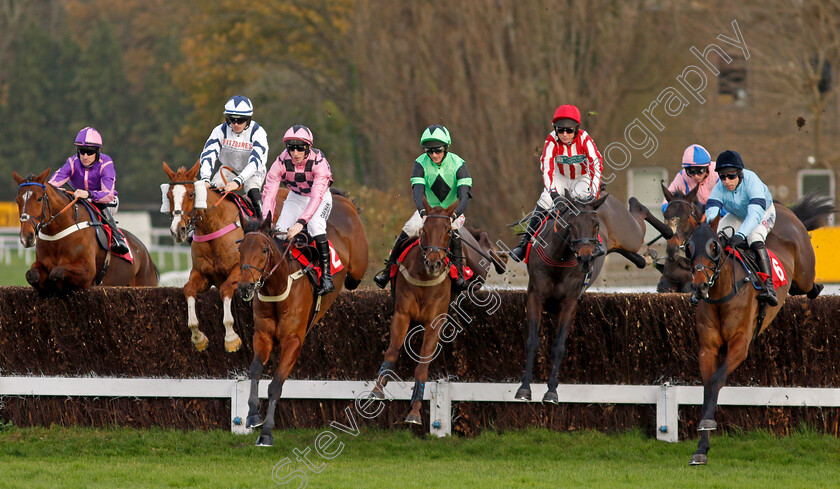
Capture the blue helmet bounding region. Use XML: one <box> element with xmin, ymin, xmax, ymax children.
<box><xmin>715</xmin><ymin>150</ymin><xmax>744</xmax><ymax>172</ymax></box>
<box><xmin>223</xmin><ymin>95</ymin><xmax>253</xmax><ymax>117</ymax></box>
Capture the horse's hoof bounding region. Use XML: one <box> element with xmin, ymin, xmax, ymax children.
<box><xmin>255</xmin><ymin>434</ymin><xmax>274</xmax><ymax>447</ymax></box>
<box><xmin>192</xmin><ymin>333</ymin><xmax>209</xmax><ymax>352</ymax></box>
<box><xmin>245</xmin><ymin>414</ymin><xmax>264</xmax><ymax>429</ymax></box>
<box><xmin>514</xmin><ymin>388</ymin><xmax>531</xmax><ymax>401</ymax></box>
<box><xmin>698</xmin><ymin>419</ymin><xmax>717</xmax><ymax>431</ymax></box>
<box><xmin>224</xmin><ymin>335</ymin><xmax>242</xmax><ymax>353</ymax></box>
<box><xmin>542</xmin><ymin>391</ymin><xmax>559</xmax><ymax>405</ymax></box>
<box><xmin>25</xmin><ymin>269</ymin><xmax>39</xmax><ymax>286</ymax></box>
<box><xmin>689</xmin><ymin>454</ymin><xmax>707</xmax><ymax>465</ymax></box>
<box><xmin>404</xmin><ymin>413</ymin><xmax>422</xmax><ymax>425</ymax></box>
<box><xmin>369</xmin><ymin>389</ymin><xmax>386</xmax><ymax>400</ymax></box>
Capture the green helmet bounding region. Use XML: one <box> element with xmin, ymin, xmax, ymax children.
<box><xmin>420</xmin><ymin>124</ymin><xmax>451</xmax><ymax>149</ymax></box>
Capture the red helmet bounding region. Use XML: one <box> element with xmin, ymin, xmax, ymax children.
<box><xmin>552</xmin><ymin>105</ymin><xmax>581</xmax><ymax>125</ymax></box>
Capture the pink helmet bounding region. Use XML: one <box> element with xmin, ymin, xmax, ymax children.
<box><xmin>74</xmin><ymin>127</ymin><xmax>103</xmax><ymax>148</ymax></box>
<box><xmin>283</xmin><ymin>125</ymin><xmax>314</xmax><ymax>146</ymax></box>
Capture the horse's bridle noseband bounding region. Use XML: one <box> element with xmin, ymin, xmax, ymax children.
<box><xmin>419</xmin><ymin>214</ymin><xmax>453</xmax><ymax>264</ymax></box>
<box><xmin>18</xmin><ymin>182</ymin><xmax>50</xmax><ymax>233</ymax></box>
<box><xmin>239</xmin><ymin>232</ymin><xmax>291</xmax><ymax>292</ymax></box>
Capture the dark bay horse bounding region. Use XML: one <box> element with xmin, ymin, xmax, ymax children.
<box><xmin>163</xmin><ymin>161</ymin><xmax>250</xmax><ymax>352</ymax></box>
<box><xmin>515</xmin><ymin>193</ymin><xmax>608</xmax><ymax>402</ymax></box>
<box><xmin>13</xmin><ymin>169</ymin><xmax>158</xmax><ymax>292</ymax></box>
<box><xmin>657</xmin><ymin>183</ymin><xmax>703</xmax><ymax>292</ymax></box>
<box><xmin>238</xmin><ymin>194</ymin><xmax>368</xmax><ymax>447</ymax></box>
<box><xmin>370</xmin><ymin>199</ymin><xmax>472</xmax><ymax>425</ymax></box>
<box><xmin>686</xmin><ymin>195</ymin><xmax>832</xmax><ymax>465</ymax></box>
<box><xmin>596</xmin><ymin>194</ymin><xmax>673</xmax><ymax>268</ymax></box>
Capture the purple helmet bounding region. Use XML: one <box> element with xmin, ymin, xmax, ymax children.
<box><xmin>74</xmin><ymin>127</ymin><xmax>103</xmax><ymax>148</ymax></box>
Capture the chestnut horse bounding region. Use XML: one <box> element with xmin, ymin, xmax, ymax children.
<box><xmin>163</xmin><ymin>161</ymin><xmax>255</xmax><ymax>352</ymax></box>
<box><xmin>686</xmin><ymin>194</ymin><xmax>832</xmax><ymax>465</ymax></box>
<box><xmin>13</xmin><ymin>169</ymin><xmax>158</xmax><ymax>292</ymax></box>
<box><xmin>657</xmin><ymin>183</ymin><xmax>703</xmax><ymax>292</ymax></box>
<box><xmin>237</xmin><ymin>193</ymin><xmax>368</xmax><ymax>447</ymax></box>
<box><xmin>515</xmin><ymin>193</ymin><xmax>608</xmax><ymax>402</ymax></box>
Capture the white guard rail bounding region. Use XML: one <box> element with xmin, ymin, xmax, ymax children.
<box><xmin>3</xmin><ymin>377</ymin><xmax>840</xmax><ymax>442</ymax></box>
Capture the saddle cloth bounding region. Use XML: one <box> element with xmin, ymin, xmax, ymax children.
<box><xmin>729</xmin><ymin>247</ymin><xmax>788</xmax><ymax>289</ymax></box>
<box><xmin>387</xmin><ymin>238</ymin><xmax>474</xmax><ymax>281</ymax></box>
<box><xmin>289</xmin><ymin>240</ymin><xmax>343</xmax><ymax>279</ymax></box>
<box><xmin>82</xmin><ymin>201</ymin><xmax>134</xmax><ymax>263</ymax></box>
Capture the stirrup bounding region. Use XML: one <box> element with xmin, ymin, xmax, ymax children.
<box><xmin>373</xmin><ymin>266</ymin><xmax>391</xmax><ymax>289</ymax></box>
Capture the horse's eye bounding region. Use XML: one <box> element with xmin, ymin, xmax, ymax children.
<box><xmin>189</xmin><ymin>192</ymin><xmax>195</xmax><ymax>198</ymax></box>
<box><xmin>263</xmin><ymin>247</ymin><xmax>269</xmax><ymax>254</ymax></box>
<box><xmin>37</xmin><ymin>196</ymin><xmax>43</xmax><ymax>202</ymax></box>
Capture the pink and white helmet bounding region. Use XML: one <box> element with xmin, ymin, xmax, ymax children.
<box><xmin>74</xmin><ymin>127</ymin><xmax>103</xmax><ymax>148</ymax></box>
<box><xmin>283</xmin><ymin>125</ymin><xmax>314</xmax><ymax>146</ymax></box>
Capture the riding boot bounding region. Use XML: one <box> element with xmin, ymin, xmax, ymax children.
<box><xmin>449</xmin><ymin>232</ymin><xmax>468</xmax><ymax>291</ymax></box>
<box><xmin>314</xmin><ymin>234</ymin><xmax>335</xmax><ymax>296</ymax></box>
<box><xmin>101</xmin><ymin>208</ymin><xmax>129</xmax><ymax>255</ymax></box>
<box><xmin>374</xmin><ymin>232</ymin><xmax>409</xmax><ymax>289</ymax></box>
<box><xmin>247</xmin><ymin>188</ymin><xmax>264</xmax><ymax>221</ymax></box>
<box><xmin>752</xmin><ymin>241</ymin><xmax>779</xmax><ymax>307</ymax></box>
<box><xmin>510</xmin><ymin>207</ymin><xmax>546</xmax><ymax>262</ymax></box>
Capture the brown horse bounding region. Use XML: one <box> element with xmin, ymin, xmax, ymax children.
<box><xmin>657</xmin><ymin>183</ymin><xmax>703</xmax><ymax>292</ymax></box>
<box><xmin>13</xmin><ymin>169</ymin><xmax>158</xmax><ymax>292</ymax></box>
<box><xmin>515</xmin><ymin>192</ymin><xmax>608</xmax><ymax>402</ymax></box>
<box><xmin>370</xmin><ymin>199</ymin><xmax>482</xmax><ymax>425</ymax></box>
<box><xmin>686</xmin><ymin>194</ymin><xmax>831</xmax><ymax>465</ymax></box>
<box><xmin>163</xmin><ymin>161</ymin><xmax>252</xmax><ymax>352</ymax></box>
<box><xmin>238</xmin><ymin>192</ymin><xmax>368</xmax><ymax>447</ymax></box>
<box><xmin>595</xmin><ymin>194</ymin><xmax>674</xmax><ymax>268</ymax></box>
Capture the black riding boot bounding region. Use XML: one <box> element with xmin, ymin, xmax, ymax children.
<box><xmin>374</xmin><ymin>232</ymin><xmax>409</xmax><ymax>289</ymax></box>
<box><xmin>101</xmin><ymin>208</ymin><xmax>129</xmax><ymax>254</ymax></box>
<box><xmin>314</xmin><ymin>234</ymin><xmax>335</xmax><ymax>295</ymax></box>
<box><xmin>247</xmin><ymin>188</ymin><xmax>264</xmax><ymax>221</ymax></box>
<box><xmin>510</xmin><ymin>207</ymin><xmax>546</xmax><ymax>262</ymax></box>
<box><xmin>450</xmin><ymin>232</ymin><xmax>468</xmax><ymax>291</ymax></box>
<box><xmin>753</xmin><ymin>241</ymin><xmax>779</xmax><ymax>307</ymax></box>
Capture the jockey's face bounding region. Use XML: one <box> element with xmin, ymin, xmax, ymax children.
<box><xmin>425</xmin><ymin>145</ymin><xmax>446</xmax><ymax>165</ymax></box>
<box><xmin>77</xmin><ymin>147</ymin><xmax>98</xmax><ymax>167</ymax></box>
<box><xmin>288</xmin><ymin>146</ymin><xmax>307</xmax><ymax>165</ymax></box>
<box><xmin>719</xmin><ymin>170</ymin><xmax>741</xmax><ymax>191</ymax></box>
<box><xmin>685</xmin><ymin>166</ymin><xmax>709</xmax><ymax>184</ymax></box>
<box><xmin>555</xmin><ymin>125</ymin><xmax>577</xmax><ymax>145</ymax></box>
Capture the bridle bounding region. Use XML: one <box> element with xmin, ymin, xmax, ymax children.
<box><xmin>169</xmin><ymin>179</ymin><xmax>235</xmax><ymax>234</ymax></box>
<box><xmin>665</xmin><ymin>197</ymin><xmax>702</xmax><ymax>250</ymax></box>
<box><xmin>688</xmin><ymin>228</ymin><xmax>741</xmax><ymax>304</ymax></box>
<box><xmin>18</xmin><ymin>182</ymin><xmax>80</xmax><ymax>233</ymax></box>
<box><xmin>239</xmin><ymin>231</ymin><xmax>292</xmax><ymax>293</ymax></box>
<box><xmin>419</xmin><ymin>214</ymin><xmax>452</xmax><ymax>265</ymax></box>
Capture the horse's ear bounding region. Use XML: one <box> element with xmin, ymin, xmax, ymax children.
<box><xmin>260</xmin><ymin>211</ymin><xmax>273</xmax><ymax>233</ymax></box>
<box><xmin>187</xmin><ymin>160</ymin><xmax>201</xmax><ymax>180</ymax></box>
<box><xmin>687</xmin><ymin>183</ymin><xmax>700</xmax><ymax>201</ymax></box>
<box><xmin>12</xmin><ymin>171</ymin><xmax>24</xmax><ymax>185</ymax></box>
<box><xmin>36</xmin><ymin>168</ymin><xmax>51</xmax><ymax>183</ymax></box>
<box><xmin>592</xmin><ymin>194</ymin><xmax>609</xmax><ymax>209</ymax></box>
<box><xmin>564</xmin><ymin>188</ymin><xmax>573</xmax><ymax>201</ymax></box>
<box><xmin>661</xmin><ymin>182</ymin><xmax>674</xmax><ymax>202</ymax></box>
<box><xmin>709</xmin><ymin>214</ymin><xmax>720</xmax><ymax>231</ymax></box>
<box><xmin>422</xmin><ymin>195</ymin><xmax>431</xmax><ymax>215</ymax></box>
<box><xmin>163</xmin><ymin>161</ymin><xmax>175</xmax><ymax>180</ymax></box>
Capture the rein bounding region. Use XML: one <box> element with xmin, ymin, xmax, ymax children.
<box><xmin>240</xmin><ymin>232</ymin><xmax>292</xmax><ymax>296</ymax></box>
<box><xmin>169</xmin><ymin>179</ymin><xmax>236</xmax><ymax>237</ymax></box>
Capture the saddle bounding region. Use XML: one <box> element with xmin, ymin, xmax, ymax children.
<box><xmin>217</xmin><ymin>190</ymin><xmax>258</xmax><ymax>219</ymax></box>
<box><xmin>386</xmin><ymin>238</ymin><xmax>474</xmax><ymax>284</ymax></box>
<box><xmin>273</xmin><ymin>232</ymin><xmax>343</xmax><ymax>289</ymax></box>
<box><xmin>726</xmin><ymin>246</ymin><xmax>787</xmax><ymax>290</ymax></box>
<box><xmin>77</xmin><ymin>200</ymin><xmax>133</xmax><ymax>262</ymax></box>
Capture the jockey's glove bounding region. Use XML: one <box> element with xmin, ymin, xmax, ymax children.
<box><xmin>728</xmin><ymin>233</ymin><xmax>748</xmax><ymax>250</ymax></box>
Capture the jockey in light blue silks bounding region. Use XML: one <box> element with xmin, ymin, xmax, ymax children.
<box><xmin>198</xmin><ymin>95</ymin><xmax>270</xmax><ymax>220</ymax></box>
<box><xmin>704</xmin><ymin>150</ymin><xmax>778</xmax><ymax>307</ymax></box>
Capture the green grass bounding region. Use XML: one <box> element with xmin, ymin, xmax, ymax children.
<box><xmin>0</xmin><ymin>249</ymin><xmax>190</xmax><ymax>286</ymax></box>
<box><xmin>0</xmin><ymin>426</ymin><xmax>838</xmax><ymax>488</ymax></box>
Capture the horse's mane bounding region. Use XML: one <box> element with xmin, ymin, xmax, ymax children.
<box><xmin>788</xmin><ymin>192</ymin><xmax>836</xmax><ymax>231</ymax></box>
<box><xmin>329</xmin><ymin>187</ymin><xmax>362</xmax><ymax>215</ymax></box>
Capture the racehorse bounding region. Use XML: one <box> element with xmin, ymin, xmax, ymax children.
<box><xmin>657</xmin><ymin>183</ymin><xmax>703</xmax><ymax>292</ymax></box>
<box><xmin>686</xmin><ymin>194</ymin><xmax>832</xmax><ymax>465</ymax></box>
<box><xmin>163</xmin><ymin>161</ymin><xmax>253</xmax><ymax>352</ymax></box>
<box><xmin>237</xmin><ymin>193</ymin><xmax>368</xmax><ymax>447</ymax></box>
<box><xmin>369</xmin><ymin>198</ymin><xmax>489</xmax><ymax>425</ymax></box>
<box><xmin>13</xmin><ymin>169</ymin><xmax>158</xmax><ymax>292</ymax></box>
<box><xmin>596</xmin><ymin>194</ymin><xmax>674</xmax><ymax>268</ymax></box>
<box><xmin>514</xmin><ymin>192</ymin><xmax>608</xmax><ymax>402</ymax></box>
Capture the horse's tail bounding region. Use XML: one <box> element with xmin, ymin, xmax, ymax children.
<box><xmin>788</xmin><ymin>192</ymin><xmax>836</xmax><ymax>231</ymax></box>
<box><xmin>330</xmin><ymin>187</ymin><xmax>361</xmax><ymax>215</ymax></box>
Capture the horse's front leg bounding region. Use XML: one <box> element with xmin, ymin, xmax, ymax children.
<box><xmin>405</xmin><ymin>317</ymin><xmax>444</xmax><ymax>425</ymax></box>
<box><xmin>515</xmin><ymin>292</ymin><xmax>545</xmax><ymax>401</ymax></box>
<box><xmin>372</xmin><ymin>309</ymin><xmax>411</xmax><ymax>400</ymax></box>
<box><xmin>48</xmin><ymin>259</ymin><xmax>94</xmax><ymax>290</ymax></box>
<box><xmin>543</xmin><ymin>297</ymin><xmax>578</xmax><ymax>404</ymax></box>
<box><xmin>183</xmin><ymin>270</ymin><xmax>211</xmax><ymax>351</ymax></box>
<box><xmin>25</xmin><ymin>261</ymin><xmax>49</xmax><ymax>293</ymax></box>
<box><xmin>246</xmin><ymin>325</ymin><xmax>275</xmax><ymax>430</ymax></box>
<box><xmin>219</xmin><ymin>272</ymin><xmax>243</xmax><ymax>352</ymax></box>
<box><xmin>256</xmin><ymin>333</ymin><xmax>303</xmax><ymax>447</ymax></box>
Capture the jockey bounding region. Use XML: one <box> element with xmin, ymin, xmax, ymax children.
<box><xmin>49</xmin><ymin>127</ymin><xmax>129</xmax><ymax>255</ymax></box>
<box><xmin>262</xmin><ymin>125</ymin><xmax>335</xmax><ymax>296</ymax></box>
<box><xmin>373</xmin><ymin>124</ymin><xmax>472</xmax><ymax>291</ymax></box>
<box><xmin>661</xmin><ymin>144</ymin><xmax>720</xmax><ymax>212</ymax></box>
<box><xmin>511</xmin><ymin>104</ymin><xmax>604</xmax><ymax>261</ymax></box>
<box><xmin>198</xmin><ymin>95</ymin><xmax>269</xmax><ymax>220</ymax></box>
<box><xmin>704</xmin><ymin>150</ymin><xmax>778</xmax><ymax>307</ymax></box>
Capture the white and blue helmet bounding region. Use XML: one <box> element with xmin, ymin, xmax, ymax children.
<box><xmin>223</xmin><ymin>95</ymin><xmax>253</xmax><ymax>117</ymax></box>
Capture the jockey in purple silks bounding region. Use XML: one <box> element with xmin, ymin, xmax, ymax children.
<box><xmin>262</xmin><ymin>125</ymin><xmax>335</xmax><ymax>295</ymax></box>
<box><xmin>48</xmin><ymin>127</ymin><xmax>129</xmax><ymax>254</ymax></box>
